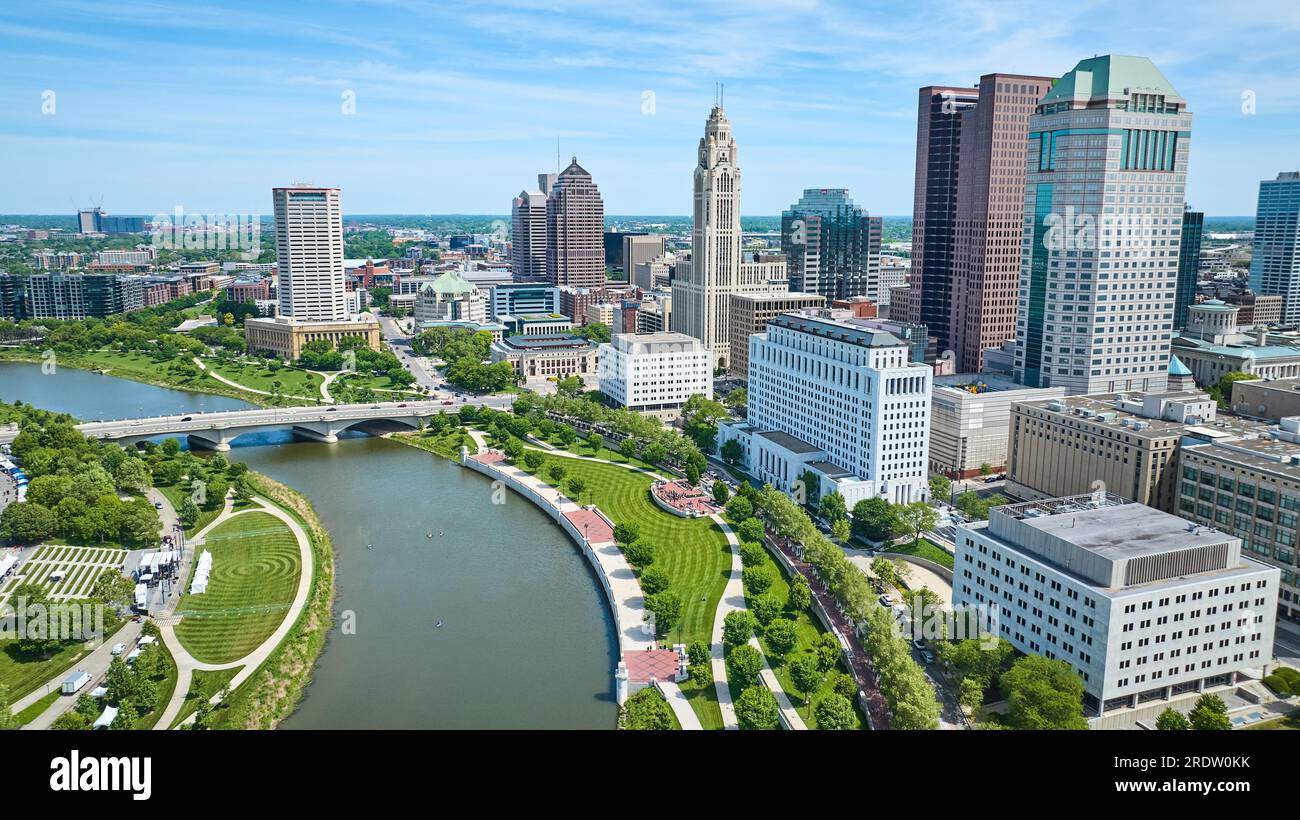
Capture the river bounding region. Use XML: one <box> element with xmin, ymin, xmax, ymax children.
<box><xmin>0</xmin><ymin>361</ymin><xmax>619</xmax><ymax>729</ymax></box>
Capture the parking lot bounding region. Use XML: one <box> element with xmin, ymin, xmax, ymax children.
<box><xmin>0</xmin><ymin>544</ymin><xmax>128</xmax><ymax>608</ymax></box>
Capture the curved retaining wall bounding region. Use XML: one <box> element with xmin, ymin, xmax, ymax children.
<box><xmin>649</xmin><ymin>484</ymin><xmax>703</xmax><ymax>519</ymax></box>
<box><xmin>461</xmin><ymin>454</ymin><xmax>630</xmax><ymax>650</ymax></box>
<box><xmin>877</xmin><ymin>552</ymin><xmax>955</xmax><ymax>583</ymax></box>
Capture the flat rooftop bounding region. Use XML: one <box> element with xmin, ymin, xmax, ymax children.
<box><xmin>756</xmin><ymin>430</ymin><xmax>822</xmax><ymax>455</ymax></box>
<box><xmin>1006</xmin><ymin>498</ymin><xmax>1226</xmax><ymax>561</ymax></box>
<box><xmin>933</xmin><ymin>372</ymin><xmax>1050</xmax><ymax>394</ymax></box>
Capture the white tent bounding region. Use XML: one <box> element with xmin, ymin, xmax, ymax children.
<box><xmin>93</xmin><ymin>705</ymin><xmax>118</xmax><ymax>729</ymax></box>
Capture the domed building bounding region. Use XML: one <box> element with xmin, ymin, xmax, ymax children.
<box><xmin>413</xmin><ymin>270</ymin><xmax>487</xmax><ymax>328</ymax></box>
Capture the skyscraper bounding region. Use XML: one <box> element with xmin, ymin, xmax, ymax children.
<box><xmin>672</xmin><ymin>105</ymin><xmax>787</xmax><ymax>367</ymax></box>
<box><xmin>1249</xmin><ymin>172</ymin><xmax>1300</xmax><ymax>324</ymax></box>
<box><xmin>1174</xmin><ymin>206</ymin><xmax>1204</xmax><ymax>329</ymax></box>
<box><xmin>949</xmin><ymin>73</ymin><xmax>1055</xmax><ymax>372</ymax></box>
<box><xmin>545</xmin><ymin>158</ymin><xmax>605</xmax><ymax>288</ymax></box>
<box><xmin>511</xmin><ymin>176</ymin><xmax>550</xmax><ymax>280</ymax></box>
<box><xmin>780</xmin><ymin>188</ymin><xmax>882</xmax><ymax>302</ymax></box>
<box><xmin>1014</xmin><ymin>55</ymin><xmax>1192</xmax><ymax>394</ymax></box>
<box><xmin>273</xmin><ymin>186</ymin><xmax>346</xmax><ymax>321</ymax></box>
<box><xmin>907</xmin><ymin>85</ymin><xmax>978</xmax><ymax>347</ymax></box>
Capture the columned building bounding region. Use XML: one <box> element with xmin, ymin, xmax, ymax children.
<box><xmin>546</xmin><ymin>159</ymin><xmax>606</xmax><ymax>289</ymax></box>
<box><xmin>672</xmin><ymin>105</ymin><xmax>787</xmax><ymax>369</ymax></box>
<box><xmin>1014</xmin><ymin>55</ymin><xmax>1192</xmax><ymax>394</ymax></box>
<box><xmin>272</xmin><ymin>186</ymin><xmax>347</xmax><ymax>321</ymax></box>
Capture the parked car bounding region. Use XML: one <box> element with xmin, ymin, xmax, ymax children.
<box><xmin>921</xmin><ymin>650</ymin><xmax>935</xmax><ymax>665</ymax></box>
<box><xmin>878</xmin><ymin>594</ymin><xmax>892</xmax><ymax>607</ymax></box>
<box><xmin>911</xmin><ymin>639</ymin><xmax>926</xmax><ymax>651</ymax></box>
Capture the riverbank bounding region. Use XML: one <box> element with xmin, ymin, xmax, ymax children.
<box><xmin>195</xmin><ymin>472</ymin><xmax>335</xmax><ymax>729</ymax></box>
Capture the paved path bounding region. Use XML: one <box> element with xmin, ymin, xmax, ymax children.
<box><xmin>154</xmin><ymin>493</ymin><xmax>314</xmax><ymax>729</ymax></box>
<box><xmin>192</xmin><ymin>357</ymin><xmax>319</xmax><ymax>402</ymax></box>
<box><xmin>20</xmin><ymin>619</ymin><xmax>144</xmax><ymax>729</ymax></box>
<box><xmin>316</xmin><ymin>370</ymin><xmax>339</xmax><ymax>404</ymax></box>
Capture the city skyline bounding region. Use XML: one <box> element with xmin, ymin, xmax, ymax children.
<box><xmin>2</xmin><ymin>1</ymin><xmax>1298</xmax><ymax>216</ymax></box>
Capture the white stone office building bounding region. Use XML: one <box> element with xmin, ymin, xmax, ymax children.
<box><xmin>929</xmin><ymin>373</ymin><xmax>1066</xmax><ymax>479</ymax></box>
<box><xmin>671</xmin><ymin>105</ymin><xmax>788</xmax><ymax>368</ymax></box>
<box><xmin>597</xmin><ymin>332</ymin><xmax>713</xmax><ymax>419</ymax></box>
<box><xmin>1015</xmin><ymin>55</ymin><xmax>1192</xmax><ymax>394</ymax></box>
<box><xmin>955</xmin><ymin>494</ymin><xmax>1278</xmax><ymax>719</ymax></box>
<box><xmin>718</xmin><ymin>311</ymin><xmax>932</xmax><ymax>506</ymax></box>
<box><xmin>272</xmin><ymin>186</ymin><xmax>347</xmax><ymax>321</ymax></box>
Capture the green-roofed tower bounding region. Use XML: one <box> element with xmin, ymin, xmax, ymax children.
<box><xmin>1014</xmin><ymin>55</ymin><xmax>1193</xmax><ymax>395</ymax></box>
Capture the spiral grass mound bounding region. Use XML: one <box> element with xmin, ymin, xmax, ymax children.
<box><xmin>175</xmin><ymin>511</ymin><xmax>302</xmax><ymax>665</ymax></box>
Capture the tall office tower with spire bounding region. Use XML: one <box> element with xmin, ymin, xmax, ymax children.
<box><xmin>1249</xmin><ymin>172</ymin><xmax>1300</xmax><ymax>324</ymax></box>
<box><xmin>545</xmin><ymin>158</ymin><xmax>605</xmax><ymax>288</ymax></box>
<box><xmin>272</xmin><ymin>185</ymin><xmax>346</xmax><ymax>321</ymax></box>
<box><xmin>511</xmin><ymin>174</ymin><xmax>553</xmax><ymax>280</ymax></box>
<box><xmin>780</xmin><ymin>188</ymin><xmax>883</xmax><ymax>301</ymax></box>
<box><xmin>1014</xmin><ymin>55</ymin><xmax>1192</xmax><ymax>394</ymax></box>
<box><xmin>949</xmin><ymin>73</ymin><xmax>1055</xmax><ymax>372</ymax></box>
<box><xmin>907</xmin><ymin>85</ymin><xmax>978</xmax><ymax>345</ymax></box>
<box><xmin>672</xmin><ymin>104</ymin><xmax>787</xmax><ymax>367</ymax></box>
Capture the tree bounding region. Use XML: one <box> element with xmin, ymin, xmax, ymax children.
<box><xmin>619</xmin><ymin>437</ymin><xmax>638</xmax><ymax>461</ymax></box>
<box><xmin>684</xmin><ymin>462</ymin><xmax>701</xmax><ymax>487</ymax></box>
<box><xmin>624</xmin><ymin>539</ymin><xmax>656</xmax><ymax>567</ymax></box>
<box><xmin>110</xmin><ymin>700</ymin><xmax>139</xmax><ymax>729</ymax></box>
<box><xmin>789</xmin><ymin>656</ymin><xmax>824</xmax><ymax>705</ymax></box>
<box><xmin>726</xmin><ymin>645</ymin><xmax>765</xmax><ymax>690</ymax></box>
<box><xmin>711</xmin><ymin>480</ymin><xmax>730</xmax><ymax>505</ymax></box>
<box><xmin>644</xmin><ymin>591</ymin><xmax>682</xmax><ymax>634</ymax></box>
<box><xmin>736</xmin><ymin>518</ymin><xmax>765</xmax><ymax>544</ymax></box>
<box><xmin>720</xmin><ymin>439</ymin><xmax>744</xmax><ymax>465</ymax></box>
<box><xmin>724</xmin><ymin>496</ymin><xmax>753</xmax><ymax>523</ymax></box>
<box><xmin>959</xmin><ymin>677</ymin><xmax>985</xmax><ymax>712</ymax></box>
<box><xmin>502</xmin><ymin>437</ymin><xmax>525</xmax><ymax>461</ymax></box>
<box><xmin>1188</xmin><ymin>694</ymin><xmax>1231</xmax><ymax>731</ymax></box>
<box><xmin>815</xmin><ymin>632</ymin><xmax>841</xmax><ymax>672</ymax></box>
<box><xmin>978</xmin><ymin>463</ymin><xmax>993</xmax><ymax>477</ymax></box>
<box><xmin>178</xmin><ymin>497</ymin><xmax>199</xmax><ymax>528</ymax></box>
<box><xmin>620</xmin><ymin>687</ymin><xmax>674</xmax><ymax>730</ymax></box>
<box><xmin>0</xmin><ymin>502</ymin><xmax>57</xmax><ymax>543</ymax></box>
<box><xmin>928</xmin><ymin>475</ymin><xmax>952</xmax><ymax>503</ymax></box>
<box><xmin>612</xmin><ymin>522</ymin><xmax>640</xmax><ymax>545</ymax></box>
<box><xmin>547</xmin><ymin>463</ymin><xmax>567</xmax><ymax>484</ymax></box>
<box><xmin>764</xmin><ymin>618</ymin><xmax>797</xmax><ymax>658</ymax></box>
<box><xmin>1156</xmin><ymin>707</ymin><xmax>1190</xmax><ymax>731</ymax></box>
<box><xmin>90</xmin><ymin>568</ymin><xmax>134</xmax><ymax>610</ymax></box>
<box><xmin>9</xmin><ymin>583</ymin><xmax>60</xmax><ymax>655</ymax></box>
<box><xmin>734</xmin><ymin>685</ymin><xmax>779</xmax><ymax>730</ymax></box>
<box><xmin>566</xmin><ymin>477</ymin><xmax>587</xmax><ymax>500</ymax></box>
<box><xmin>742</xmin><ymin>565</ymin><xmax>773</xmax><ymax>595</ymax></box>
<box><xmin>680</xmin><ymin>394</ymin><xmax>730</xmax><ymax>451</ymax></box>
<box><xmin>738</xmin><ymin>541</ymin><xmax>766</xmax><ymax>568</ymax></box>
<box><xmin>640</xmin><ymin>442</ymin><xmax>666</xmax><ymax>465</ymax></box>
<box><xmin>639</xmin><ymin>565</ymin><xmax>671</xmax><ymax>596</ymax></box>
<box><xmin>723</xmin><ymin>610</ymin><xmax>756</xmax><ymax>648</ymax></box>
<box><xmin>585</xmin><ymin>432</ymin><xmax>603</xmax><ymax>453</ymax></box>
<box><xmin>50</xmin><ymin>712</ymin><xmax>89</xmax><ymax>730</ymax></box>
<box><xmin>851</xmin><ymin>497</ymin><xmax>898</xmax><ymax>542</ymax></box>
<box><xmin>751</xmin><ymin>593</ymin><xmax>783</xmax><ymax>625</ymax></box>
<box><xmin>0</xmin><ymin>686</ymin><xmax>20</xmax><ymax>730</ymax></box>
<box><xmin>114</xmin><ymin>458</ymin><xmax>153</xmax><ymax>494</ymax></box>
<box><xmin>787</xmin><ymin>575</ymin><xmax>811</xmax><ymax>612</ymax></box>
<box><xmin>522</xmin><ymin>451</ymin><xmax>544</xmax><ymax>471</ymax></box>
<box><xmin>1000</xmin><ymin>655</ymin><xmax>1087</xmax><ymax>730</ymax></box>
<box><xmin>831</xmin><ymin>518</ymin><xmax>851</xmax><ymax>543</ymax></box>
<box><xmin>895</xmin><ymin>501</ymin><xmax>938</xmax><ymax>546</ymax></box>
<box><xmin>815</xmin><ymin>693</ymin><xmax>857</xmax><ymax>730</ymax></box>
<box><xmin>819</xmin><ymin>491</ymin><xmax>848</xmax><ymax>524</ymax></box>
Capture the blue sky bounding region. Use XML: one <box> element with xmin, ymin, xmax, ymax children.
<box><xmin>1</xmin><ymin>0</ymin><xmax>1297</xmax><ymax>216</ymax></box>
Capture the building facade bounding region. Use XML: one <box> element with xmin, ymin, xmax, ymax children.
<box><xmin>546</xmin><ymin>158</ymin><xmax>606</xmax><ymax>288</ymax></box>
<box><xmin>273</xmin><ymin>186</ymin><xmax>347</xmax><ymax>321</ymax></box>
<box><xmin>1174</xmin><ymin>208</ymin><xmax>1205</xmax><ymax>329</ymax></box>
<box><xmin>597</xmin><ymin>332</ymin><xmax>713</xmax><ymax>419</ymax></box>
<box><xmin>511</xmin><ymin>180</ymin><xmax>550</xmax><ymax>280</ymax></box>
<box><xmin>719</xmin><ymin>312</ymin><xmax>932</xmax><ymax>506</ymax></box>
<box><xmin>414</xmin><ymin>271</ymin><xmax>487</xmax><ymax>328</ymax></box>
<box><xmin>726</xmin><ymin>291</ymin><xmax>826</xmax><ymax>380</ymax></box>
<box><xmin>1015</xmin><ymin>55</ymin><xmax>1192</xmax><ymax>394</ymax></box>
<box><xmin>490</xmin><ymin>333</ymin><xmax>599</xmax><ymax>387</ymax></box>
<box><xmin>955</xmin><ymin>494</ymin><xmax>1277</xmax><ymax>717</ymax></box>
<box><xmin>488</xmin><ymin>282</ymin><xmax>560</xmax><ymax>319</ymax></box>
<box><xmin>780</xmin><ymin>188</ymin><xmax>883</xmax><ymax>302</ymax></box>
<box><xmin>930</xmin><ymin>373</ymin><xmax>1066</xmax><ymax>479</ymax></box>
<box><xmin>1248</xmin><ymin>172</ymin><xmax>1300</xmax><ymax>324</ymax></box>
<box><xmin>950</xmin><ymin>73</ymin><xmax>1055</xmax><ymax>373</ymax></box>
<box><xmin>244</xmin><ymin>315</ymin><xmax>380</xmax><ymax>361</ymax></box>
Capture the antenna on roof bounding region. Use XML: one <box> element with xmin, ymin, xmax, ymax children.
<box><xmin>720</xmin><ymin>83</ymin><xmax>724</xmax><ymax>108</ymax></box>
<box><xmin>556</xmin><ymin>137</ymin><xmax>561</xmax><ymax>174</ymax></box>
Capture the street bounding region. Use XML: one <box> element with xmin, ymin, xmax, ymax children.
<box><xmin>378</xmin><ymin>315</ymin><xmax>445</xmax><ymax>394</ymax></box>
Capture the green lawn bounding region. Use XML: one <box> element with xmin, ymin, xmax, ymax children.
<box><xmin>1245</xmin><ymin>710</ymin><xmax>1300</xmax><ymax>730</ymax></box>
<box><xmin>170</xmin><ymin>666</ymin><xmax>242</xmax><ymax>729</ymax></box>
<box><xmin>203</xmin><ymin>358</ymin><xmax>323</xmax><ymax>398</ymax></box>
<box><xmin>0</xmin><ymin>618</ymin><xmax>125</xmax><ymax>702</ymax></box>
<box><xmin>174</xmin><ymin>511</ymin><xmax>301</xmax><ymax>664</ymax></box>
<box><xmin>403</xmin><ymin>427</ymin><xmax>474</xmax><ymax>460</ymax></box>
<box><xmin>158</xmin><ymin>484</ymin><xmax>223</xmax><ymax>537</ymax></box>
<box><xmin>516</xmin><ymin>448</ymin><xmax>731</xmax><ymax>728</ymax></box>
<box><xmin>334</xmin><ymin>371</ymin><xmax>422</xmax><ymax>395</ymax></box>
<box><xmin>747</xmin><ymin>544</ymin><xmax>865</xmax><ymax>730</ymax></box>
<box><xmin>15</xmin><ymin>689</ymin><xmax>59</xmax><ymax>725</ymax></box>
<box><xmin>885</xmin><ymin>537</ymin><xmax>955</xmax><ymax>570</ymax></box>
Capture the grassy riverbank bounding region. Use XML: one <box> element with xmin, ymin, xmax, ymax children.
<box><xmin>192</xmin><ymin>472</ymin><xmax>335</xmax><ymax>729</ymax></box>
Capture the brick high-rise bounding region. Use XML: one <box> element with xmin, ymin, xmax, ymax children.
<box><xmin>949</xmin><ymin>73</ymin><xmax>1055</xmax><ymax>372</ymax></box>
<box><xmin>546</xmin><ymin>158</ymin><xmax>605</xmax><ymax>288</ymax></box>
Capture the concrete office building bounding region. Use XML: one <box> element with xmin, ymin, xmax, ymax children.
<box><xmin>718</xmin><ymin>311</ymin><xmax>932</xmax><ymax>506</ymax></box>
<box><xmin>272</xmin><ymin>186</ymin><xmax>347</xmax><ymax>321</ymax></box>
<box><xmin>950</xmin><ymin>73</ymin><xmax>1055</xmax><ymax>373</ymax></box>
<box><xmin>635</xmin><ymin>295</ymin><xmax>672</xmax><ymax>334</ymax></box>
<box><xmin>1178</xmin><ymin>418</ymin><xmax>1300</xmax><ymax>631</ymax></box>
<box><xmin>906</xmin><ymin>84</ymin><xmax>979</xmax><ymax>343</ymax></box>
<box><xmin>930</xmin><ymin>373</ymin><xmax>1066</xmax><ymax>479</ymax></box>
<box><xmin>672</xmin><ymin>105</ymin><xmax>788</xmax><ymax>368</ymax></box>
<box><xmin>622</xmin><ymin>234</ymin><xmax>665</xmax><ymax>280</ymax></box>
<box><xmin>1225</xmin><ymin>293</ymin><xmax>1283</xmax><ymax>326</ymax></box>
<box><xmin>546</xmin><ymin>158</ymin><xmax>606</xmax><ymax>288</ymax></box>
<box><xmin>1015</xmin><ymin>55</ymin><xmax>1192</xmax><ymax>394</ymax></box>
<box><xmin>1006</xmin><ymin>380</ymin><xmax>1220</xmax><ymax>510</ymax></box>
<box><xmin>726</xmin><ymin>291</ymin><xmax>826</xmax><ymax>380</ymax></box>
<box><xmin>1229</xmin><ymin>377</ymin><xmax>1300</xmax><ymax>422</ymax></box>
<box><xmin>598</xmin><ymin>332</ymin><xmax>713</xmax><ymax>419</ymax></box>
<box><xmin>244</xmin><ymin>314</ymin><xmax>380</xmax><ymax>361</ymax></box>
<box><xmin>780</xmin><ymin>188</ymin><xmax>883</xmax><ymax>302</ymax></box>
<box><xmin>955</xmin><ymin>494</ymin><xmax>1278</xmax><ymax>719</ymax></box>
<box><xmin>1248</xmin><ymin>172</ymin><xmax>1300</xmax><ymax>324</ymax></box>
<box><xmin>632</xmin><ymin>255</ymin><xmax>674</xmax><ymax>291</ymax></box>
<box><xmin>488</xmin><ymin>281</ymin><xmax>560</xmax><ymax>319</ymax></box>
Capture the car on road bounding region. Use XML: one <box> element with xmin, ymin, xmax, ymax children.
<box><xmin>326</xmin><ymin>407</ymin><xmax>338</xmax><ymax>412</ymax></box>
<box><xmin>442</xmin><ymin>400</ymin><xmax>454</xmax><ymax>405</ymax></box>
<box><xmin>878</xmin><ymin>594</ymin><xmax>892</xmax><ymax>607</ymax></box>
<box><xmin>153</xmin><ymin>501</ymin><xmax>163</xmax><ymax>509</ymax></box>
<box><xmin>110</xmin><ymin>643</ymin><xmax>127</xmax><ymax>656</ymax></box>
<box><xmin>911</xmin><ymin>639</ymin><xmax>926</xmax><ymax>651</ymax></box>
<box><xmin>921</xmin><ymin>650</ymin><xmax>935</xmax><ymax>665</ymax></box>
<box><xmin>181</xmin><ymin>416</ymin><xmax>192</xmax><ymax>421</ymax></box>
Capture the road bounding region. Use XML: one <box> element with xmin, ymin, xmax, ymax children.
<box><xmin>378</xmin><ymin>315</ymin><xmax>445</xmax><ymax>394</ymax></box>
<box><xmin>1275</xmin><ymin>627</ymin><xmax>1300</xmax><ymax>669</ymax></box>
